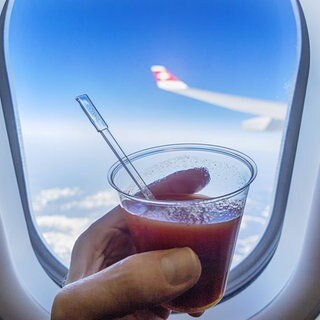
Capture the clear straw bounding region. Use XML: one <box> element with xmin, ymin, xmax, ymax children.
<box><xmin>76</xmin><ymin>94</ymin><xmax>155</xmax><ymax>200</ymax></box>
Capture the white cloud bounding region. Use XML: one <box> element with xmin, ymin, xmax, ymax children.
<box><xmin>36</xmin><ymin>214</ymin><xmax>91</xmax><ymax>233</ymax></box>
<box><xmin>35</xmin><ymin>210</ymin><xmax>268</xmax><ymax>267</ymax></box>
<box><xmin>60</xmin><ymin>189</ymin><xmax>118</xmax><ymax>211</ymax></box>
<box><xmin>240</xmin><ymin>214</ymin><xmax>267</xmax><ymax>231</ymax></box>
<box><xmin>36</xmin><ymin>214</ymin><xmax>264</xmax><ymax>268</ymax></box>
<box><xmin>232</xmin><ymin>235</ymin><xmax>261</xmax><ymax>268</ymax></box>
<box><xmin>42</xmin><ymin>231</ymin><xmax>75</xmax><ymax>266</ymax></box>
<box><xmin>236</xmin><ymin>235</ymin><xmax>260</xmax><ymax>255</ymax></box>
<box><xmin>261</xmin><ymin>205</ymin><xmax>271</xmax><ymax>218</ymax></box>
<box><xmin>32</xmin><ymin>187</ymin><xmax>81</xmax><ymax>212</ymax></box>
<box><xmin>35</xmin><ymin>215</ymin><xmax>92</xmax><ymax>265</ymax></box>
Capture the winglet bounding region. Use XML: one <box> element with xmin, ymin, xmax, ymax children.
<box><xmin>241</xmin><ymin>116</ymin><xmax>283</xmax><ymax>131</ymax></box>
<box><xmin>151</xmin><ymin>65</ymin><xmax>188</xmax><ymax>91</ymax></box>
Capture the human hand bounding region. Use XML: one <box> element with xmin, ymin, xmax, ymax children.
<box><xmin>51</xmin><ymin>168</ymin><xmax>209</xmax><ymax>320</ymax></box>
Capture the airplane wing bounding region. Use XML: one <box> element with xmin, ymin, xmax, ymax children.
<box><xmin>151</xmin><ymin>65</ymin><xmax>188</xmax><ymax>90</ymax></box>
<box><xmin>151</xmin><ymin>65</ymin><xmax>287</xmax><ymax>131</ymax></box>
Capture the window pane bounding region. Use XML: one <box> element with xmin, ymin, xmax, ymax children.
<box><xmin>9</xmin><ymin>0</ymin><xmax>297</xmax><ymax>266</ymax></box>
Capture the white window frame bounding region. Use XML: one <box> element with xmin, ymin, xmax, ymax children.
<box><xmin>0</xmin><ymin>0</ymin><xmax>319</xmax><ymax>319</ymax></box>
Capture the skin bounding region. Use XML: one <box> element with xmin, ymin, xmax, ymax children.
<box><xmin>51</xmin><ymin>168</ymin><xmax>209</xmax><ymax>320</ymax></box>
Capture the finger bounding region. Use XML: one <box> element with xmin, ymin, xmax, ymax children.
<box><xmin>67</xmin><ymin>167</ymin><xmax>209</xmax><ymax>283</ymax></box>
<box><xmin>52</xmin><ymin>248</ymin><xmax>201</xmax><ymax>320</ymax></box>
<box><xmin>67</xmin><ymin>206</ymin><xmax>133</xmax><ymax>283</ymax></box>
<box><xmin>149</xmin><ymin>167</ymin><xmax>210</xmax><ymax>195</ymax></box>
<box><xmin>72</xmin><ymin>166</ymin><xmax>210</xmax><ymax>248</ymax></box>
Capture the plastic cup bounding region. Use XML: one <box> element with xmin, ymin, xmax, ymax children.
<box><xmin>108</xmin><ymin>143</ymin><xmax>257</xmax><ymax>313</ymax></box>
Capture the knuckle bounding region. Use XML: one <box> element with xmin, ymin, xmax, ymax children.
<box><xmin>72</xmin><ymin>232</ymin><xmax>87</xmax><ymax>251</ymax></box>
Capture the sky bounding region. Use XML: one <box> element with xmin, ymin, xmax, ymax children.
<box><xmin>9</xmin><ymin>0</ymin><xmax>297</xmax><ymax>119</ymax></box>
<box><xmin>8</xmin><ymin>0</ymin><xmax>298</xmax><ymax>265</ymax></box>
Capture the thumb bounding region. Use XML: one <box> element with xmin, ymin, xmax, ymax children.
<box><xmin>52</xmin><ymin>248</ymin><xmax>201</xmax><ymax>320</ymax></box>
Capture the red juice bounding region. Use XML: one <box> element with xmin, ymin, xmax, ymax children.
<box><xmin>124</xmin><ymin>193</ymin><xmax>242</xmax><ymax>313</ymax></box>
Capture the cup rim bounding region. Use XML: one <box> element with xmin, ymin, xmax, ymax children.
<box><xmin>107</xmin><ymin>143</ymin><xmax>257</xmax><ymax>205</ymax></box>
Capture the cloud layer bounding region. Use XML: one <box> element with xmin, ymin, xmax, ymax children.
<box><xmin>32</xmin><ymin>186</ymin><xmax>119</xmax><ymax>264</ymax></box>
<box><xmin>60</xmin><ymin>190</ymin><xmax>118</xmax><ymax>211</ymax></box>
<box><xmin>32</xmin><ymin>187</ymin><xmax>81</xmax><ymax>212</ymax></box>
<box><xmin>36</xmin><ymin>215</ymin><xmax>91</xmax><ymax>265</ymax></box>
<box><xmin>31</xmin><ymin>185</ymin><xmax>270</xmax><ymax>268</ymax></box>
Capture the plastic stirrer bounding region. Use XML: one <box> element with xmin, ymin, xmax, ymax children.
<box><xmin>76</xmin><ymin>94</ymin><xmax>155</xmax><ymax>200</ymax></box>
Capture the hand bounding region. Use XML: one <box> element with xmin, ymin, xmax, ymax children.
<box><xmin>51</xmin><ymin>168</ymin><xmax>209</xmax><ymax>320</ymax></box>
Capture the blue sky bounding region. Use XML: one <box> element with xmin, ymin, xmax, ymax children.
<box><xmin>9</xmin><ymin>0</ymin><xmax>297</xmax><ymax>123</ymax></box>
<box><xmin>7</xmin><ymin>0</ymin><xmax>298</xmax><ymax>264</ymax></box>
<box><xmin>7</xmin><ymin>0</ymin><xmax>297</xmax><ymax>193</ymax></box>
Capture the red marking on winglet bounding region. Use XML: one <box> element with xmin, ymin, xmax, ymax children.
<box><xmin>152</xmin><ymin>68</ymin><xmax>180</xmax><ymax>82</ymax></box>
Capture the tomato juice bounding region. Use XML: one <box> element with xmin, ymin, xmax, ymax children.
<box><xmin>124</xmin><ymin>193</ymin><xmax>242</xmax><ymax>313</ymax></box>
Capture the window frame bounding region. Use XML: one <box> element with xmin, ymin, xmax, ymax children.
<box><xmin>226</xmin><ymin>0</ymin><xmax>310</xmax><ymax>297</ymax></box>
<box><xmin>1</xmin><ymin>0</ymin><xmax>319</xmax><ymax>319</ymax></box>
<box><xmin>2</xmin><ymin>0</ymin><xmax>309</xmax><ymax>294</ymax></box>
<box><xmin>0</xmin><ymin>0</ymin><xmax>67</xmax><ymax>287</ymax></box>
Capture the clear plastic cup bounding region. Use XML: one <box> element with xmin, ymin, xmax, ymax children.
<box><xmin>108</xmin><ymin>143</ymin><xmax>257</xmax><ymax>313</ymax></box>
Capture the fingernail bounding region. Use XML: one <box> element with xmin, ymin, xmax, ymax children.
<box><xmin>199</xmin><ymin>167</ymin><xmax>211</xmax><ymax>186</ymax></box>
<box><xmin>194</xmin><ymin>167</ymin><xmax>211</xmax><ymax>192</ymax></box>
<box><xmin>160</xmin><ymin>248</ymin><xmax>201</xmax><ymax>286</ymax></box>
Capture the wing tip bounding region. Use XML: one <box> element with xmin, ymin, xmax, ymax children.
<box><xmin>151</xmin><ymin>65</ymin><xmax>166</xmax><ymax>72</ymax></box>
<box><xmin>150</xmin><ymin>65</ymin><xmax>188</xmax><ymax>90</ymax></box>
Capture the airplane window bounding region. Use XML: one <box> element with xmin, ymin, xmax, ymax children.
<box><xmin>8</xmin><ymin>0</ymin><xmax>298</xmax><ymax>290</ymax></box>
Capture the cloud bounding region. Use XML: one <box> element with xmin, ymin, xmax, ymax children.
<box><xmin>236</xmin><ymin>235</ymin><xmax>260</xmax><ymax>255</ymax></box>
<box><xmin>32</xmin><ymin>187</ymin><xmax>81</xmax><ymax>212</ymax></box>
<box><xmin>36</xmin><ymin>213</ymin><xmax>263</xmax><ymax>268</ymax></box>
<box><xmin>32</xmin><ymin>187</ymin><xmax>119</xmax><ymax>264</ymax></box>
<box><xmin>32</xmin><ymin>186</ymin><xmax>119</xmax><ymax>215</ymax></box>
<box><xmin>261</xmin><ymin>205</ymin><xmax>271</xmax><ymax>218</ymax></box>
<box><xmin>35</xmin><ymin>209</ymin><xmax>268</xmax><ymax>267</ymax></box>
<box><xmin>36</xmin><ymin>214</ymin><xmax>91</xmax><ymax>233</ymax></box>
<box><xmin>35</xmin><ymin>215</ymin><xmax>92</xmax><ymax>265</ymax></box>
<box><xmin>240</xmin><ymin>214</ymin><xmax>267</xmax><ymax>231</ymax></box>
<box><xmin>60</xmin><ymin>190</ymin><xmax>118</xmax><ymax>211</ymax></box>
<box><xmin>41</xmin><ymin>231</ymin><xmax>75</xmax><ymax>266</ymax></box>
<box><xmin>232</xmin><ymin>235</ymin><xmax>260</xmax><ymax>268</ymax></box>
<box><xmin>31</xmin><ymin>186</ymin><xmax>271</xmax><ymax>267</ymax></box>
